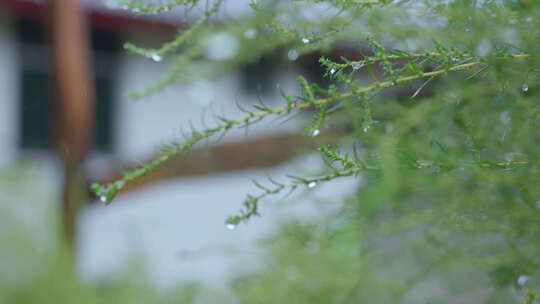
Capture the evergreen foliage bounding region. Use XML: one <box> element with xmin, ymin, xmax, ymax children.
<box><xmin>92</xmin><ymin>0</ymin><xmax>539</xmax><ymax>302</ymax></box>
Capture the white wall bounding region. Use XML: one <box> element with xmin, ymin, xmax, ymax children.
<box><xmin>0</xmin><ymin>22</ymin><xmax>19</xmax><ymax>166</ymax></box>
<box><xmin>77</xmin><ymin>157</ymin><xmax>360</xmax><ymax>288</ymax></box>
<box><xmin>82</xmin><ymin>42</ymin><xmax>331</xmax><ymax>289</ymax></box>
<box><xmin>115</xmin><ymin>53</ymin><xmax>304</xmax><ymax>161</ymax></box>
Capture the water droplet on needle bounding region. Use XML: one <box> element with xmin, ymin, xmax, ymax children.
<box><xmin>151</xmin><ymin>53</ymin><xmax>162</xmax><ymax>62</ymax></box>
<box><xmin>517</xmin><ymin>275</ymin><xmax>529</xmax><ymax>286</ymax></box>
<box><xmin>288</xmin><ymin>49</ymin><xmax>299</xmax><ymax>61</ymax></box>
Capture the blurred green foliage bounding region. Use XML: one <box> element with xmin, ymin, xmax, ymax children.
<box><xmin>94</xmin><ymin>0</ymin><xmax>539</xmax><ymax>302</ymax></box>
<box><xmin>0</xmin><ymin>165</ymin><xmax>202</xmax><ymax>304</ymax></box>
<box><xmin>5</xmin><ymin>0</ymin><xmax>540</xmax><ymax>303</ymax></box>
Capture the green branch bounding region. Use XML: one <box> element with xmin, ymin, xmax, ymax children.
<box><xmin>122</xmin><ymin>0</ymin><xmax>223</xmax><ymax>61</ymax></box>
<box><xmin>127</xmin><ymin>47</ymin><xmax>200</xmax><ymax>99</ymax></box>
<box><xmin>91</xmin><ymin>53</ymin><xmax>530</xmax><ymax>205</ymax></box>
<box><xmin>116</xmin><ymin>0</ymin><xmax>199</xmax><ymax>14</ymax></box>
<box><xmin>226</xmin><ymin>155</ymin><xmax>529</xmax><ymax>225</ymax></box>
<box><xmin>226</xmin><ymin>165</ymin><xmax>372</xmax><ymax>226</ymax></box>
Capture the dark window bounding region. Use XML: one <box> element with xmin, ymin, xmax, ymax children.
<box><xmin>240</xmin><ymin>56</ymin><xmax>276</xmax><ymax>97</ymax></box>
<box><xmin>20</xmin><ymin>70</ymin><xmax>53</xmax><ymax>148</ymax></box>
<box><xmin>94</xmin><ymin>77</ymin><xmax>115</xmax><ymax>150</ymax></box>
<box><xmin>299</xmin><ymin>56</ymin><xmax>332</xmax><ymax>90</ymax></box>
<box><xmin>17</xmin><ymin>18</ymin><xmax>118</xmax><ymax>152</ymax></box>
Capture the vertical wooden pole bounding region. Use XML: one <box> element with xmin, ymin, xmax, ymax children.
<box><xmin>49</xmin><ymin>0</ymin><xmax>94</xmax><ymax>249</ymax></box>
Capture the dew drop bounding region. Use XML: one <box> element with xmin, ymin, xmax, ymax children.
<box><xmin>330</xmin><ymin>68</ymin><xmax>336</xmax><ymax>75</ymax></box>
<box><xmin>287</xmin><ymin>49</ymin><xmax>299</xmax><ymax>61</ymax></box>
<box><xmin>517</xmin><ymin>275</ymin><xmax>529</xmax><ymax>286</ymax></box>
<box><xmin>100</xmin><ymin>195</ymin><xmax>108</xmax><ymax>203</ymax></box>
<box><xmin>226</xmin><ymin>223</ymin><xmax>236</xmax><ymax>230</ymax></box>
<box><xmin>308</xmin><ymin>181</ymin><xmax>317</xmax><ymax>188</ymax></box>
<box><xmin>352</xmin><ymin>63</ymin><xmax>361</xmax><ymax>70</ymax></box>
<box><xmin>151</xmin><ymin>53</ymin><xmax>163</xmax><ymax>62</ymax></box>
<box><xmin>522</xmin><ymin>83</ymin><xmax>529</xmax><ymax>92</ymax></box>
<box><xmin>311</xmin><ymin>129</ymin><xmax>320</xmax><ymax>137</ymax></box>
<box><xmin>416</xmin><ymin>160</ymin><xmax>433</xmax><ymax>168</ymax></box>
<box><xmin>301</xmin><ymin>38</ymin><xmax>310</xmax><ymax>44</ymax></box>
<box><xmin>504</xmin><ymin>152</ymin><xmax>515</xmax><ymax>162</ymax></box>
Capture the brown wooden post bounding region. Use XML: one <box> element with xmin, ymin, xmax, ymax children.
<box><xmin>49</xmin><ymin>0</ymin><xmax>95</xmax><ymax>248</ymax></box>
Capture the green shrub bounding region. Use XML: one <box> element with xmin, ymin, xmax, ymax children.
<box><xmin>91</xmin><ymin>0</ymin><xmax>539</xmax><ymax>302</ymax></box>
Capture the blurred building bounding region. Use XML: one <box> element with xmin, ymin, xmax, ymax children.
<box><xmin>0</xmin><ymin>0</ymin><xmax>357</xmax><ymax>288</ymax></box>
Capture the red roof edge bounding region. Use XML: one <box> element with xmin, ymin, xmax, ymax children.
<box><xmin>0</xmin><ymin>0</ymin><xmax>181</xmax><ymax>34</ymax></box>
